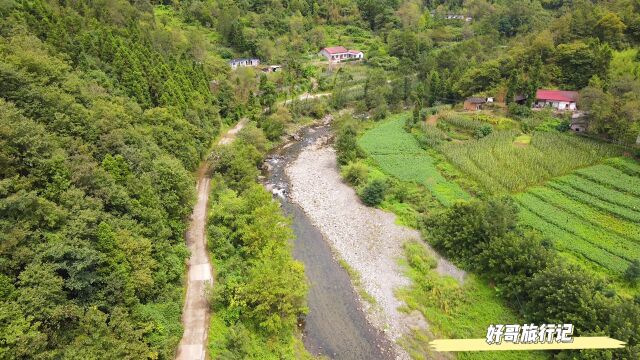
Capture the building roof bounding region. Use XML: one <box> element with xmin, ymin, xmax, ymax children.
<box><xmin>229</xmin><ymin>58</ymin><xmax>259</xmax><ymax>63</ymax></box>
<box><xmin>536</xmin><ymin>89</ymin><xmax>579</xmax><ymax>102</ymax></box>
<box><xmin>348</xmin><ymin>50</ymin><xmax>363</xmax><ymax>55</ymax></box>
<box><xmin>322</xmin><ymin>46</ymin><xmax>349</xmax><ymax>55</ymax></box>
<box><xmin>465</xmin><ymin>97</ymin><xmax>487</xmax><ymax>104</ymax></box>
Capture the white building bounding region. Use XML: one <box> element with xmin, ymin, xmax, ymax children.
<box><xmin>319</xmin><ymin>46</ymin><xmax>364</xmax><ymax>63</ymax></box>
<box><xmin>229</xmin><ymin>58</ymin><xmax>260</xmax><ymax>70</ymax></box>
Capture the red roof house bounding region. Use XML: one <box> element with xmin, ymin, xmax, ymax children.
<box><xmin>535</xmin><ymin>89</ymin><xmax>579</xmax><ymax>111</ymax></box>
<box><xmin>320</xmin><ymin>46</ymin><xmax>364</xmax><ymax>63</ymax></box>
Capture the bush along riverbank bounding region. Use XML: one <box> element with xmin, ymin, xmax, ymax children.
<box><xmin>205</xmin><ymin>124</ymin><xmax>311</xmax><ymax>359</ymax></box>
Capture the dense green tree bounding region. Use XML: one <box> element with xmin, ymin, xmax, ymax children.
<box><xmin>424</xmin><ymin>197</ymin><xmax>519</xmax><ymax>266</ymax></box>
<box><xmin>625</xmin><ymin>260</ymin><xmax>640</xmax><ymax>284</ymax></box>
<box><xmin>258</xmin><ymin>74</ymin><xmax>277</xmax><ymax>113</ymax></box>
<box><xmin>360</xmin><ymin>178</ymin><xmax>387</xmax><ymax>206</ymax></box>
<box><xmin>554</xmin><ymin>40</ymin><xmax>612</xmax><ymax>89</ymax></box>
<box><xmin>335</xmin><ymin>122</ymin><xmax>364</xmax><ymax>165</ymax></box>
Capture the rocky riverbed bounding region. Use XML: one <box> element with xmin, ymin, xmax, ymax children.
<box><xmin>286</xmin><ymin>141</ymin><xmax>427</xmax><ymax>359</ymax></box>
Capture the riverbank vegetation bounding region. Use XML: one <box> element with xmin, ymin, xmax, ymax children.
<box><xmin>424</xmin><ymin>198</ymin><xmax>640</xmax><ymax>358</ymax></box>
<box><xmin>398</xmin><ymin>242</ymin><xmax>547</xmax><ymax>360</ymax></box>
<box><xmin>206</xmin><ymin>126</ymin><xmax>310</xmax><ymax>358</ymax></box>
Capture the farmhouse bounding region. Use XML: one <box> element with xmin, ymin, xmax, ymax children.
<box><xmin>534</xmin><ymin>89</ymin><xmax>579</xmax><ymax>111</ymax></box>
<box><xmin>319</xmin><ymin>46</ymin><xmax>364</xmax><ymax>63</ymax></box>
<box><xmin>464</xmin><ymin>97</ymin><xmax>490</xmax><ymax>111</ymax></box>
<box><xmin>229</xmin><ymin>58</ymin><xmax>260</xmax><ymax>70</ymax></box>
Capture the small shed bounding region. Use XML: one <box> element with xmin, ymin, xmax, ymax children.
<box><xmin>464</xmin><ymin>97</ymin><xmax>487</xmax><ymax>111</ymax></box>
<box><xmin>570</xmin><ymin>113</ymin><xmax>588</xmax><ymax>132</ymax></box>
<box><xmin>262</xmin><ymin>65</ymin><xmax>282</xmax><ymax>73</ymax></box>
<box><xmin>514</xmin><ymin>94</ymin><xmax>528</xmax><ymax>105</ymax></box>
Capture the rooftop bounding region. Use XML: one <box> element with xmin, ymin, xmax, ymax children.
<box><xmin>536</xmin><ymin>89</ymin><xmax>579</xmax><ymax>102</ymax></box>
<box><xmin>465</xmin><ymin>97</ymin><xmax>487</xmax><ymax>104</ymax></box>
<box><xmin>322</xmin><ymin>46</ymin><xmax>349</xmax><ymax>55</ymax></box>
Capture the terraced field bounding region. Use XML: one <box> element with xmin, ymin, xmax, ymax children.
<box><xmin>515</xmin><ymin>159</ymin><xmax>640</xmax><ymax>276</ymax></box>
<box><xmin>359</xmin><ymin>114</ymin><xmax>469</xmax><ymax>206</ymax></box>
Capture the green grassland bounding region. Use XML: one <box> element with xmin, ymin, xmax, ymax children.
<box><xmin>358</xmin><ymin>114</ymin><xmax>469</xmax><ymax>206</ymax></box>
<box><xmin>397</xmin><ymin>242</ymin><xmax>549</xmax><ymax>360</ymax></box>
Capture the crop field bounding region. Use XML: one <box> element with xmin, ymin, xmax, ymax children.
<box><xmin>515</xmin><ymin>160</ymin><xmax>640</xmax><ymax>276</ymax></box>
<box><xmin>438</xmin><ymin>130</ymin><xmax>621</xmax><ymax>193</ymax></box>
<box><xmin>359</xmin><ymin>114</ymin><xmax>469</xmax><ymax>206</ymax></box>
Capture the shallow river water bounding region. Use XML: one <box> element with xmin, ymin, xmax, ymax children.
<box><xmin>262</xmin><ymin>124</ymin><xmax>394</xmax><ymax>360</ymax></box>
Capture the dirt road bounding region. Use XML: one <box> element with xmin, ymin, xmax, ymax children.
<box><xmin>218</xmin><ymin>118</ymin><xmax>249</xmax><ymax>145</ymax></box>
<box><xmin>175</xmin><ymin>119</ymin><xmax>247</xmax><ymax>360</ymax></box>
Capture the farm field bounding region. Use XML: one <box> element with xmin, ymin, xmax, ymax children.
<box><xmin>437</xmin><ymin>130</ymin><xmax>621</xmax><ymax>193</ymax></box>
<box><xmin>358</xmin><ymin>114</ymin><xmax>469</xmax><ymax>206</ymax></box>
<box><xmin>515</xmin><ymin>160</ymin><xmax>640</xmax><ymax>277</ymax></box>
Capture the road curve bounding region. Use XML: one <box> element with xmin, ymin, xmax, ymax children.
<box><xmin>175</xmin><ymin>119</ymin><xmax>247</xmax><ymax>360</ymax></box>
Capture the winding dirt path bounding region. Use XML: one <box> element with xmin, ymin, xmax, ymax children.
<box><xmin>176</xmin><ymin>119</ymin><xmax>247</xmax><ymax>360</ymax></box>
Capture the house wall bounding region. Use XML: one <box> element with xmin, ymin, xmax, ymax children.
<box><xmin>464</xmin><ymin>102</ymin><xmax>481</xmax><ymax>111</ymax></box>
<box><xmin>536</xmin><ymin>100</ymin><xmax>576</xmax><ymax>110</ymax></box>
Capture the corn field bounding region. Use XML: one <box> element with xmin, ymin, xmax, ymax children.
<box><xmin>438</xmin><ymin>130</ymin><xmax>621</xmax><ymax>193</ymax></box>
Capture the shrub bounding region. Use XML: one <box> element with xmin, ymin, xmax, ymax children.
<box><xmin>335</xmin><ymin>123</ymin><xmax>364</xmax><ymax>165</ymax></box>
<box><xmin>259</xmin><ymin>114</ymin><xmax>286</xmax><ymax>141</ymax></box>
<box><xmin>341</xmin><ymin>161</ymin><xmax>369</xmax><ymax>186</ymax></box>
<box><xmin>474</xmin><ymin>124</ymin><xmax>493</xmax><ymax>139</ymax></box>
<box><xmin>556</xmin><ymin>119</ymin><xmax>571</xmax><ymax>132</ymax></box>
<box><xmin>360</xmin><ymin>178</ymin><xmax>387</xmax><ymax>206</ymax></box>
<box><xmin>625</xmin><ymin>260</ymin><xmax>640</xmax><ymax>284</ymax></box>
<box><xmin>508</xmin><ymin>103</ymin><xmax>532</xmax><ymax>118</ymax></box>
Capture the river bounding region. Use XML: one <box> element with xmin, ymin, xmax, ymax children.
<box><xmin>263</xmin><ymin>124</ymin><xmax>395</xmax><ymax>360</ymax></box>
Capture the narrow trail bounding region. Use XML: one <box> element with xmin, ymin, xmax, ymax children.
<box><xmin>176</xmin><ymin>118</ymin><xmax>247</xmax><ymax>360</ymax></box>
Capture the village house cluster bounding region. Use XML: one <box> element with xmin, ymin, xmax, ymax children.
<box><xmin>228</xmin><ymin>45</ymin><xmax>365</xmax><ymax>72</ymax></box>
<box><xmin>464</xmin><ymin>89</ymin><xmax>586</xmax><ymax>131</ymax></box>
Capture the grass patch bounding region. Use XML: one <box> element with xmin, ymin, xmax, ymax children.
<box><xmin>338</xmin><ymin>259</ymin><xmax>378</xmax><ymax>307</ymax></box>
<box><xmin>397</xmin><ymin>242</ymin><xmax>549</xmax><ymax>360</ymax></box>
<box><xmin>513</xmin><ymin>134</ymin><xmax>531</xmax><ymax>146</ymax></box>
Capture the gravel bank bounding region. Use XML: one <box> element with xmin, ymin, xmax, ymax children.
<box><xmin>285</xmin><ymin>142</ymin><xmax>424</xmax><ymax>359</ymax></box>
<box><xmin>286</xmin><ymin>137</ymin><xmax>467</xmax><ymax>358</ymax></box>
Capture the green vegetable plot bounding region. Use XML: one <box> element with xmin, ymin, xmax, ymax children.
<box><xmin>359</xmin><ymin>114</ymin><xmax>469</xmax><ymax>206</ymax></box>
<box><xmin>515</xmin><ymin>161</ymin><xmax>640</xmax><ymax>276</ymax></box>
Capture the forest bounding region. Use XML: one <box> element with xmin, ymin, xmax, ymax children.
<box><xmin>1</xmin><ymin>0</ymin><xmax>639</xmax><ymax>359</ymax></box>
